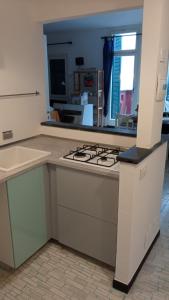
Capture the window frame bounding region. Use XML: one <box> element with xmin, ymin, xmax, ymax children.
<box><xmin>105</xmin><ymin>25</ymin><xmax>142</xmax><ymax>125</ymax></box>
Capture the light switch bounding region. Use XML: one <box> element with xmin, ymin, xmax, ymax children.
<box><xmin>156</xmin><ymin>76</ymin><xmax>167</xmax><ymax>102</ymax></box>
<box><xmin>139</xmin><ymin>165</ymin><xmax>147</xmax><ymax>180</ymax></box>
<box><xmin>160</xmin><ymin>48</ymin><xmax>169</xmax><ymax>62</ymax></box>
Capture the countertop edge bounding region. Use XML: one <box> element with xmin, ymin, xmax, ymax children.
<box><xmin>41</xmin><ymin>121</ymin><xmax>137</xmax><ymax>138</ymax></box>
<box><xmin>117</xmin><ymin>135</ymin><xmax>168</xmax><ymax>164</ymax></box>
<box><xmin>0</xmin><ymin>159</ymin><xmax>119</xmax><ymax>184</ymax></box>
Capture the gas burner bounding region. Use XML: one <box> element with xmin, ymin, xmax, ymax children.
<box><xmin>72</xmin><ymin>151</ymin><xmax>91</xmax><ymax>162</ymax></box>
<box><xmin>90</xmin><ymin>146</ymin><xmax>97</xmax><ymax>150</ymax></box>
<box><xmin>100</xmin><ymin>156</ymin><xmax>107</xmax><ymax>161</ymax></box>
<box><xmin>83</xmin><ymin>144</ymin><xmax>104</xmax><ymax>155</ymax></box>
<box><xmin>62</xmin><ymin>144</ymin><xmax>126</xmax><ymax>170</ymax></box>
<box><xmin>74</xmin><ymin>152</ymin><xmax>86</xmax><ymax>158</ymax></box>
<box><xmin>112</xmin><ymin>149</ymin><xmax>120</xmax><ymax>155</ymax></box>
<box><xmin>107</xmin><ymin>149</ymin><xmax>120</xmax><ymax>155</ymax></box>
<box><xmin>97</xmin><ymin>156</ymin><xmax>116</xmax><ymax>167</ymax></box>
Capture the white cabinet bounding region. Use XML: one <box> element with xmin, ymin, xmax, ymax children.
<box><xmin>0</xmin><ymin>166</ymin><xmax>50</xmax><ymax>269</ymax></box>
<box><xmin>55</xmin><ymin>166</ymin><xmax>119</xmax><ymax>267</ymax></box>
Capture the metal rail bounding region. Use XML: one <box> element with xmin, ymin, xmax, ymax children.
<box><xmin>48</xmin><ymin>42</ymin><xmax>72</xmax><ymax>46</ymax></box>
<box><xmin>101</xmin><ymin>33</ymin><xmax>142</xmax><ymax>39</ymax></box>
<box><xmin>0</xmin><ymin>91</ymin><xmax>40</xmax><ymax>98</ymax></box>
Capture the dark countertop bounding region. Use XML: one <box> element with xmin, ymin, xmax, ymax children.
<box><xmin>41</xmin><ymin>121</ymin><xmax>137</xmax><ymax>138</ymax></box>
<box><xmin>117</xmin><ymin>135</ymin><xmax>168</xmax><ymax>164</ymax></box>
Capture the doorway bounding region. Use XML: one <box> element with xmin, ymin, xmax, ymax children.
<box><xmin>49</xmin><ymin>55</ymin><xmax>68</xmax><ymax>100</ymax></box>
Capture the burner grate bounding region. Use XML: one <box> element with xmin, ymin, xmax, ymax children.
<box><xmin>63</xmin><ymin>144</ymin><xmax>124</xmax><ymax>168</ymax></box>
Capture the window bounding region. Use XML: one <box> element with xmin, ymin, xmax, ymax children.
<box><xmin>114</xmin><ymin>32</ymin><xmax>136</xmax><ymax>51</ymax></box>
<box><xmin>111</xmin><ymin>32</ymin><xmax>140</xmax><ymax>119</ymax></box>
<box><xmin>167</xmin><ymin>82</ymin><xmax>169</xmax><ymax>102</ymax></box>
<box><xmin>164</xmin><ymin>69</ymin><xmax>169</xmax><ymax>112</ymax></box>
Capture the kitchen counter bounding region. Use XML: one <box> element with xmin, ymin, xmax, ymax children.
<box><xmin>41</xmin><ymin>117</ymin><xmax>169</xmax><ymax>137</ymax></box>
<box><xmin>41</xmin><ymin>121</ymin><xmax>137</xmax><ymax>137</ymax></box>
<box><xmin>0</xmin><ymin>135</ymin><xmax>120</xmax><ymax>183</ymax></box>
<box><xmin>117</xmin><ymin>134</ymin><xmax>168</xmax><ymax>164</ymax></box>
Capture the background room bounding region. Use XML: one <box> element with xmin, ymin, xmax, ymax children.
<box><xmin>43</xmin><ymin>8</ymin><xmax>143</xmax><ymax>132</ymax></box>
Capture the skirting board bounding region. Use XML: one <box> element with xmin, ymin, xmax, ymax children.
<box><xmin>113</xmin><ymin>230</ymin><xmax>160</xmax><ymax>293</ymax></box>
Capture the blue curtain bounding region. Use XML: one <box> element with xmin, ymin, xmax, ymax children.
<box><xmin>103</xmin><ymin>38</ymin><xmax>114</xmax><ymax>117</ymax></box>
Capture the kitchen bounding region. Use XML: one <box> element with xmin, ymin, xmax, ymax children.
<box><xmin>0</xmin><ymin>0</ymin><xmax>169</xmax><ymax>299</ymax></box>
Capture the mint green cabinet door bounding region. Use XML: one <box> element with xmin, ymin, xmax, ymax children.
<box><xmin>7</xmin><ymin>166</ymin><xmax>48</xmax><ymax>268</ymax></box>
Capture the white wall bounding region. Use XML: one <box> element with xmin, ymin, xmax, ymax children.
<box><xmin>0</xmin><ymin>0</ymin><xmax>46</xmax><ymax>146</ymax></box>
<box><xmin>30</xmin><ymin>0</ymin><xmax>143</xmax><ymax>23</ymax></box>
<box><xmin>115</xmin><ymin>142</ymin><xmax>167</xmax><ymax>284</ymax></box>
<box><xmin>136</xmin><ymin>0</ymin><xmax>169</xmax><ymax>148</ymax></box>
<box><xmin>40</xmin><ymin>125</ymin><xmax>136</xmax><ymax>148</ymax></box>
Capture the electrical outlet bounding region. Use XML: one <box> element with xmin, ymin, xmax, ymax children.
<box><xmin>2</xmin><ymin>130</ymin><xmax>13</xmax><ymax>140</ymax></box>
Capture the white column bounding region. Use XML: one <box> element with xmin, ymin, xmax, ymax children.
<box><xmin>136</xmin><ymin>0</ymin><xmax>169</xmax><ymax>149</ymax></box>
<box><xmin>114</xmin><ymin>143</ymin><xmax>167</xmax><ymax>287</ymax></box>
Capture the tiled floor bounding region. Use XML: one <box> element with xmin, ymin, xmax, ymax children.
<box><xmin>0</xmin><ymin>162</ymin><xmax>169</xmax><ymax>300</ymax></box>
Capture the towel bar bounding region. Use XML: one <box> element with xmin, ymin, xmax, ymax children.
<box><xmin>0</xmin><ymin>91</ymin><xmax>40</xmax><ymax>98</ymax></box>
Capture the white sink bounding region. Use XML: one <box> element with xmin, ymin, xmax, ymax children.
<box><xmin>0</xmin><ymin>146</ymin><xmax>51</xmax><ymax>172</ymax></box>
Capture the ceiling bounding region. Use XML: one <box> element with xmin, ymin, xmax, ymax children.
<box><xmin>44</xmin><ymin>8</ymin><xmax>143</xmax><ymax>34</ymax></box>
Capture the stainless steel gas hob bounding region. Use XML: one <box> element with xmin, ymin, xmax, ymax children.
<box><xmin>61</xmin><ymin>144</ymin><xmax>126</xmax><ymax>171</ymax></box>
